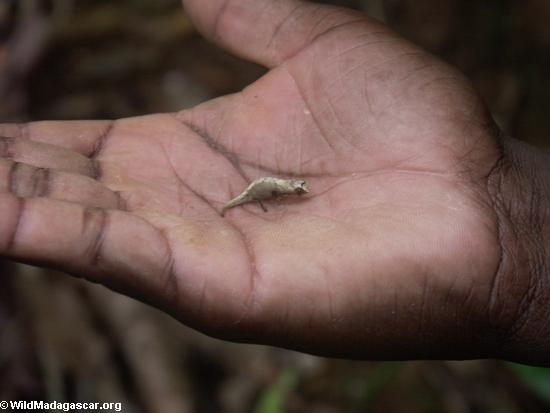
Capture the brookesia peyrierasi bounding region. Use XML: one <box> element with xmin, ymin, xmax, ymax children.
<box><xmin>221</xmin><ymin>177</ymin><xmax>309</xmax><ymax>216</ymax></box>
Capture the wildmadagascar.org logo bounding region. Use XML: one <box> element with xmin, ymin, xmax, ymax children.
<box><xmin>0</xmin><ymin>400</ymin><xmax>122</xmax><ymax>411</ymax></box>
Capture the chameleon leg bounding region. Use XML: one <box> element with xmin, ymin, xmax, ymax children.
<box><xmin>257</xmin><ymin>200</ymin><xmax>268</xmax><ymax>212</ymax></box>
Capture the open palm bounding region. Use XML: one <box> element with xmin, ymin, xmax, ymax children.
<box><xmin>0</xmin><ymin>0</ymin><xmax>508</xmax><ymax>359</ymax></box>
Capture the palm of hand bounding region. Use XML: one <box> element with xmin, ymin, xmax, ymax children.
<box><xmin>1</xmin><ymin>5</ymin><xmax>503</xmax><ymax>358</ymax></box>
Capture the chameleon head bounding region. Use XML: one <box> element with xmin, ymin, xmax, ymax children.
<box><xmin>289</xmin><ymin>179</ymin><xmax>309</xmax><ymax>195</ymax></box>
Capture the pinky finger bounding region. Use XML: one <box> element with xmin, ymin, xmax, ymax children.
<box><xmin>0</xmin><ymin>193</ymin><xmax>177</xmax><ymax>311</ymax></box>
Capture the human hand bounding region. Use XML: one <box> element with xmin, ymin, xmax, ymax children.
<box><xmin>1</xmin><ymin>0</ymin><xmax>546</xmax><ymax>364</ymax></box>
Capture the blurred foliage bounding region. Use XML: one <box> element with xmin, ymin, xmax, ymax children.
<box><xmin>1</xmin><ymin>0</ymin><xmax>550</xmax><ymax>412</ymax></box>
<box><xmin>254</xmin><ymin>368</ymin><xmax>299</xmax><ymax>413</ymax></box>
<box><xmin>507</xmin><ymin>363</ymin><xmax>550</xmax><ymax>405</ymax></box>
<box><xmin>349</xmin><ymin>362</ymin><xmax>403</xmax><ymax>412</ymax></box>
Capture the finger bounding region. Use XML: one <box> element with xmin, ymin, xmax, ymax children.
<box><xmin>181</xmin><ymin>0</ymin><xmax>369</xmax><ymax>67</ymax></box>
<box><xmin>0</xmin><ymin>136</ymin><xmax>98</xmax><ymax>177</ymax></box>
<box><xmin>0</xmin><ymin>159</ymin><xmax>122</xmax><ymax>209</ymax></box>
<box><xmin>0</xmin><ymin>120</ymin><xmax>113</xmax><ymax>156</ymax></box>
<box><xmin>0</xmin><ymin>193</ymin><xmax>175</xmax><ymax>310</ymax></box>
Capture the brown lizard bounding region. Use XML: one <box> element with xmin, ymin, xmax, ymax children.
<box><xmin>221</xmin><ymin>177</ymin><xmax>309</xmax><ymax>216</ymax></box>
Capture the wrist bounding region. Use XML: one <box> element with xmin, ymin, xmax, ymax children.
<box><xmin>487</xmin><ymin>135</ymin><xmax>550</xmax><ymax>365</ymax></box>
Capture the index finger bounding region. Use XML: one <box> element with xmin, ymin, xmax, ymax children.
<box><xmin>0</xmin><ymin>120</ymin><xmax>113</xmax><ymax>156</ymax></box>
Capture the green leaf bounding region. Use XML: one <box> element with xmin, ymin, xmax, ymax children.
<box><xmin>254</xmin><ymin>368</ymin><xmax>299</xmax><ymax>413</ymax></box>
<box><xmin>507</xmin><ymin>362</ymin><xmax>550</xmax><ymax>404</ymax></box>
<box><xmin>351</xmin><ymin>362</ymin><xmax>403</xmax><ymax>412</ymax></box>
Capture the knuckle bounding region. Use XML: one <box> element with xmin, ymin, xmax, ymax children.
<box><xmin>9</xmin><ymin>162</ymin><xmax>51</xmax><ymax>198</ymax></box>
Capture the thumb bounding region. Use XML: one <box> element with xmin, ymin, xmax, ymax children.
<box><xmin>181</xmin><ymin>0</ymin><xmax>368</xmax><ymax>68</ymax></box>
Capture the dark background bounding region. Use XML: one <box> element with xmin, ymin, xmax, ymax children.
<box><xmin>1</xmin><ymin>1</ymin><xmax>549</xmax><ymax>412</ymax></box>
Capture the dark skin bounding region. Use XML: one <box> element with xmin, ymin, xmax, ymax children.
<box><xmin>1</xmin><ymin>0</ymin><xmax>549</xmax><ymax>365</ymax></box>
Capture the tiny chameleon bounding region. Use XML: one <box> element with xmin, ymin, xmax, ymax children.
<box><xmin>221</xmin><ymin>177</ymin><xmax>309</xmax><ymax>216</ymax></box>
